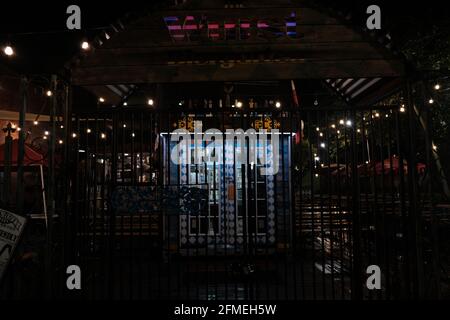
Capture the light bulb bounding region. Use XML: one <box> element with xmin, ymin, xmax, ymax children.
<box><xmin>3</xmin><ymin>46</ymin><xmax>14</xmax><ymax>56</ymax></box>
<box><xmin>81</xmin><ymin>41</ymin><xmax>90</xmax><ymax>50</ymax></box>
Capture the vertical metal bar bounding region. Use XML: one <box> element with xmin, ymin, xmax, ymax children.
<box><xmin>405</xmin><ymin>80</ymin><xmax>424</xmax><ymax>298</ymax></box>
<box><xmin>16</xmin><ymin>76</ymin><xmax>27</xmax><ymax>215</ymax></box>
<box><xmin>45</xmin><ymin>75</ymin><xmax>57</xmax><ymax>299</ymax></box>
<box><xmin>349</xmin><ymin>107</ymin><xmax>363</xmax><ymax>300</ymax></box>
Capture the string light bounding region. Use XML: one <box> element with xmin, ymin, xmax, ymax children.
<box><xmin>316</xmin><ymin>127</ymin><xmax>320</xmax><ymax>132</ymax></box>
<box><xmin>72</xmin><ymin>133</ymin><xmax>77</xmax><ymax>138</ymax></box>
<box><xmin>43</xmin><ymin>136</ymin><xmax>48</xmax><ymax>140</ymax></box>
<box><xmin>434</xmin><ymin>84</ymin><xmax>440</xmax><ymax>90</ymax></box>
<box><xmin>331</xmin><ymin>124</ymin><xmax>336</xmax><ymax>129</ymax></box>
<box><xmin>46</xmin><ymin>90</ymin><xmax>53</xmax><ymax>97</ymax></box>
<box><xmin>44</xmin><ymin>131</ymin><xmax>49</xmax><ymax>136</ymax></box>
<box><xmin>148</xmin><ymin>99</ymin><xmax>154</xmax><ymax>106</ymax></box>
<box><xmin>87</xmin><ymin>128</ymin><xmax>91</xmax><ymax>133</ymax></box>
<box><xmin>236</xmin><ymin>101</ymin><xmax>243</xmax><ymax>108</ymax></box>
<box><xmin>400</xmin><ymin>105</ymin><xmax>406</xmax><ymax>113</ymax></box>
<box><xmin>428</xmin><ymin>98</ymin><xmax>434</xmax><ymax>104</ymax></box>
<box><xmin>81</xmin><ymin>41</ymin><xmax>90</xmax><ymax>50</ymax></box>
<box><xmin>59</xmin><ymin>140</ymin><xmax>63</xmax><ymax>145</ymax></box>
<box><xmin>339</xmin><ymin>119</ymin><xmax>345</xmax><ymax>125</ymax></box>
<box><xmin>99</xmin><ymin>97</ymin><xmax>105</xmax><ymax>103</ymax></box>
<box><xmin>275</xmin><ymin>101</ymin><xmax>281</xmax><ymax>109</ymax></box>
<box><xmin>320</xmin><ymin>143</ymin><xmax>326</xmax><ymax>148</ymax></box>
<box><xmin>3</xmin><ymin>45</ymin><xmax>14</xmax><ymax>56</ymax></box>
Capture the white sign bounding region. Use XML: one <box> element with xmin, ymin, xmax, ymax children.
<box><xmin>0</xmin><ymin>209</ymin><xmax>26</xmax><ymax>281</ymax></box>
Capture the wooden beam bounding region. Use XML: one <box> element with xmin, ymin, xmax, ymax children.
<box><xmin>73</xmin><ymin>59</ymin><xmax>405</xmax><ymax>85</ymax></box>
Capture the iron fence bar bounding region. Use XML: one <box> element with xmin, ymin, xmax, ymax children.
<box><xmin>406</xmin><ymin>80</ymin><xmax>425</xmax><ymax>298</ymax></box>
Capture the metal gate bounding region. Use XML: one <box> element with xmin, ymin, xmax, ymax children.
<box><xmin>65</xmin><ymin>102</ymin><xmax>438</xmax><ymax>300</ymax></box>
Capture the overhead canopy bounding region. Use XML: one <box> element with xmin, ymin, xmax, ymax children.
<box><xmin>69</xmin><ymin>0</ymin><xmax>405</xmax><ymax>106</ymax></box>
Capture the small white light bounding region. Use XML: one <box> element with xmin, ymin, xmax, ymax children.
<box><xmin>148</xmin><ymin>99</ymin><xmax>154</xmax><ymax>106</ymax></box>
<box><xmin>99</xmin><ymin>97</ymin><xmax>105</xmax><ymax>103</ymax></box>
<box><xmin>275</xmin><ymin>101</ymin><xmax>281</xmax><ymax>109</ymax></box>
<box><xmin>59</xmin><ymin>140</ymin><xmax>63</xmax><ymax>145</ymax></box>
<box><xmin>236</xmin><ymin>101</ymin><xmax>243</xmax><ymax>108</ymax></box>
<box><xmin>123</xmin><ymin>124</ymin><xmax>127</xmax><ymax>128</ymax></box>
<box><xmin>44</xmin><ymin>131</ymin><xmax>49</xmax><ymax>136</ymax></box>
<box><xmin>72</xmin><ymin>133</ymin><xmax>77</xmax><ymax>138</ymax></box>
<box><xmin>434</xmin><ymin>84</ymin><xmax>440</xmax><ymax>90</ymax></box>
<box><xmin>314</xmin><ymin>156</ymin><xmax>320</xmax><ymax>162</ymax></box>
<box><xmin>3</xmin><ymin>46</ymin><xmax>14</xmax><ymax>56</ymax></box>
<box><xmin>81</xmin><ymin>41</ymin><xmax>90</xmax><ymax>50</ymax></box>
<box><xmin>337</xmin><ymin>130</ymin><xmax>341</xmax><ymax>134</ymax></box>
<box><xmin>331</xmin><ymin>124</ymin><xmax>336</xmax><ymax>129</ymax></box>
<box><xmin>339</xmin><ymin>119</ymin><xmax>345</xmax><ymax>125</ymax></box>
<box><xmin>316</xmin><ymin>127</ymin><xmax>320</xmax><ymax>132</ymax></box>
<box><xmin>400</xmin><ymin>106</ymin><xmax>406</xmax><ymax>113</ymax></box>
<box><xmin>101</xmin><ymin>133</ymin><xmax>106</xmax><ymax>139</ymax></box>
<box><xmin>319</xmin><ymin>132</ymin><xmax>323</xmax><ymax>137</ymax></box>
<box><xmin>375</xmin><ymin>113</ymin><xmax>380</xmax><ymax>118</ymax></box>
<box><xmin>43</xmin><ymin>136</ymin><xmax>48</xmax><ymax>140</ymax></box>
<box><xmin>320</xmin><ymin>143</ymin><xmax>326</xmax><ymax>148</ymax></box>
<box><xmin>357</xmin><ymin>129</ymin><xmax>361</xmax><ymax>133</ymax></box>
<box><xmin>46</xmin><ymin>90</ymin><xmax>53</xmax><ymax>97</ymax></box>
<box><xmin>132</xmin><ymin>133</ymin><xmax>136</xmax><ymax>138</ymax></box>
<box><xmin>60</xmin><ymin>125</ymin><xmax>64</xmax><ymax>129</ymax></box>
<box><xmin>346</xmin><ymin>120</ymin><xmax>352</xmax><ymax>127</ymax></box>
<box><xmin>33</xmin><ymin>121</ymin><xmax>38</xmax><ymax>126</ymax></box>
<box><xmin>433</xmin><ymin>144</ymin><xmax>438</xmax><ymax>151</ymax></box>
<box><xmin>17</xmin><ymin>127</ymin><xmax>21</xmax><ymax>132</ymax></box>
<box><xmin>428</xmin><ymin>99</ymin><xmax>434</xmax><ymax>104</ymax></box>
<box><xmin>315</xmin><ymin>173</ymin><xmax>319</xmax><ymax>178</ymax></box>
<box><xmin>87</xmin><ymin>128</ymin><xmax>91</xmax><ymax>134</ymax></box>
<box><xmin>123</xmin><ymin>102</ymin><xmax>128</xmax><ymax>106</ymax></box>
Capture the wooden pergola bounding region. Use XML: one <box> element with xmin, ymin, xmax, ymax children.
<box><xmin>69</xmin><ymin>0</ymin><xmax>406</xmax><ymax>107</ymax></box>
